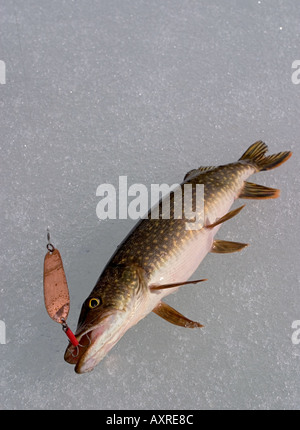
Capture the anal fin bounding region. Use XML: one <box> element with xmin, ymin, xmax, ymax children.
<box><xmin>239</xmin><ymin>182</ymin><xmax>280</xmax><ymax>199</ymax></box>
<box><xmin>206</xmin><ymin>205</ymin><xmax>245</xmax><ymax>229</ymax></box>
<box><xmin>153</xmin><ymin>302</ymin><xmax>203</xmax><ymax>328</ymax></box>
<box><xmin>211</xmin><ymin>240</ymin><xmax>248</xmax><ymax>253</ymax></box>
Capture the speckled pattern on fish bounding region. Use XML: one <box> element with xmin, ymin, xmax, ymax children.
<box><xmin>64</xmin><ymin>141</ymin><xmax>292</xmax><ymax>373</ymax></box>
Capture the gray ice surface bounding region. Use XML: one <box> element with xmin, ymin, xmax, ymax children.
<box><xmin>0</xmin><ymin>0</ymin><xmax>299</xmax><ymax>410</ymax></box>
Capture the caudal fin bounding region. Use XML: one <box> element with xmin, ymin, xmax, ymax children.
<box><xmin>238</xmin><ymin>141</ymin><xmax>292</xmax><ymax>200</ymax></box>
<box><xmin>239</xmin><ymin>140</ymin><xmax>292</xmax><ymax>171</ymax></box>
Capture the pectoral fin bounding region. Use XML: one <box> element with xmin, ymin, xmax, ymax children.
<box><xmin>206</xmin><ymin>205</ymin><xmax>245</xmax><ymax>229</ymax></box>
<box><xmin>211</xmin><ymin>239</ymin><xmax>248</xmax><ymax>253</ymax></box>
<box><xmin>150</xmin><ymin>278</ymin><xmax>207</xmax><ymax>291</ymax></box>
<box><xmin>152</xmin><ymin>301</ymin><xmax>203</xmax><ymax>328</ymax></box>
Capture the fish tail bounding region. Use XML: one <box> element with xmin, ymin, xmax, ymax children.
<box><xmin>238</xmin><ymin>141</ymin><xmax>292</xmax><ymax>199</ymax></box>
<box><xmin>239</xmin><ymin>140</ymin><xmax>292</xmax><ymax>171</ymax></box>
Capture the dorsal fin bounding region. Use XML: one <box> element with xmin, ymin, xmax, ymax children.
<box><xmin>239</xmin><ymin>141</ymin><xmax>292</xmax><ymax>171</ymax></box>
<box><xmin>239</xmin><ymin>140</ymin><xmax>268</xmax><ymax>163</ymax></box>
<box><xmin>184</xmin><ymin>166</ymin><xmax>216</xmax><ymax>181</ymax></box>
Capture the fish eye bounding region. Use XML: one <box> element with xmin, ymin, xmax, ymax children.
<box><xmin>89</xmin><ymin>298</ymin><xmax>101</xmax><ymax>309</ymax></box>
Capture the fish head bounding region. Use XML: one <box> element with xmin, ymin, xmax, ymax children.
<box><xmin>64</xmin><ymin>265</ymin><xmax>147</xmax><ymax>373</ymax></box>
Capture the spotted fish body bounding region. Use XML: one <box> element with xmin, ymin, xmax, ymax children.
<box><xmin>64</xmin><ymin>141</ymin><xmax>292</xmax><ymax>373</ymax></box>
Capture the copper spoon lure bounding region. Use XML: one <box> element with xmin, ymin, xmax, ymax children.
<box><xmin>43</xmin><ymin>229</ymin><xmax>79</xmax><ymax>352</ymax></box>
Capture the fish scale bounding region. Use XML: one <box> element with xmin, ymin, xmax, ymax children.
<box><xmin>104</xmin><ymin>163</ymin><xmax>251</xmax><ymax>279</ymax></box>
<box><xmin>64</xmin><ymin>141</ymin><xmax>292</xmax><ymax>373</ymax></box>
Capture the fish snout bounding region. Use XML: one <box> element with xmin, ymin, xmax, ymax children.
<box><xmin>63</xmin><ymin>311</ymin><xmax>125</xmax><ymax>373</ymax></box>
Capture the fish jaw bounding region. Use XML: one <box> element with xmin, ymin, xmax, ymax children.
<box><xmin>64</xmin><ymin>308</ymin><xmax>141</xmax><ymax>373</ymax></box>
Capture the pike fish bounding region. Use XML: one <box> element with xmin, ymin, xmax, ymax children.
<box><xmin>64</xmin><ymin>141</ymin><xmax>292</xmax><ymax>373</ymax></box>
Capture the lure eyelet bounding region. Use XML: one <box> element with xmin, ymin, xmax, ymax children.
<box><xmin>89</xmin><ymin>298</ymin><xmax>101</xmax><ymax>309</ymax></box>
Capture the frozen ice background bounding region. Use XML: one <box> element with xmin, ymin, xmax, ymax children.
<box><xmin>0</xmin><ymin>0</ymin><xmax>299</xmax><ymax>410</ymax></box>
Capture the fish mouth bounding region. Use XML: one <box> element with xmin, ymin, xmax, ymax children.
<box><xmin>64</xmin><ymin>311</ymin><xmax>127</xmax><ymax>373</ymax></box>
